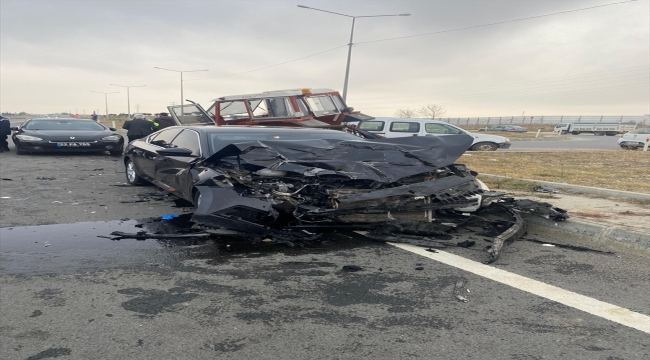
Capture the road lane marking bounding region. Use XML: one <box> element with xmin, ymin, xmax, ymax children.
<box><xmin>389</xmin><ymin>243</ymin><xmax>650</xmax><ymax>334</ymax></box>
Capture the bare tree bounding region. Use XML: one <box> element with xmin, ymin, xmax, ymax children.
<box><xmin>417</xmin><ymin>104</ymin><xmax>446</xmax><ymax>119</ymax></box>
<box><xmin>394</xmin><ymin>108</ymin><xmax>418</xmax><ymax>118</ymax></box>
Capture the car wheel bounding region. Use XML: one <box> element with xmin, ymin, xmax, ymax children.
<box><xmin>471</xmin><ymin>142</ymin><xmax>498</xmax><ymax>151</ymax></box>
<box><xmin>605</xmin><ymin>132</ymin><xmax>616</xmax><ymax>136</ymax></box>
<box><xmin>571</xmin><ymin>131</ymin><xmax>580</xmax><ymax>135</ymax></box>
<box><xmin>594</xmin><ymin>132</ymin><xmax>604</xmax><ymax>136</ymax></box>
<box><xmin>15</xmin><ymin>146</ymin><xmax>27</xmax><ymax>155</ymax></box>
<box><xmin>192</xmin><ymin>188</ymin><xmax>202</xmax><ymax>209</ymax></box>
<box><xmin>125</xmin><ymin>158</ymin><xmax>145</xmax><ymax>185</ymax></box>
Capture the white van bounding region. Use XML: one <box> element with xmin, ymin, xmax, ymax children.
<box><xmin>355</xmin><ymin>117</ymin><xmax>511</xmax><ymax>151</ymax></box>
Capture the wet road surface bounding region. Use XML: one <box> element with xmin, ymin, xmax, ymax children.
<box><xmin>1</xmin><ymin>138</ymin><xmax>649</xmax><ymax>360</ymax></box>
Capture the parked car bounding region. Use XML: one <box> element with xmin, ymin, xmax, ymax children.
<box><xmin>478</xmin><ymin>125</ymin><xmax>528</xmax><ymax>133</ymax></box>
<box><xmin>11</xmin><ymin>118</ymin><xmax>124</xmax><ymax>155</ymax></box>
<box><xmin>617</xmin><ymin>128</ymin><xmax>650</xmax><ymax>150</ymax></box>
<box><xmin>354</xmin><ymin>118</ymin><xmax>511</xmax><ymax>151</ymax></box>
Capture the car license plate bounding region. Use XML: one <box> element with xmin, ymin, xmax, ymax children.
<box><xmin>57</xmin><ymin>142</ymin><xmax>91</xmax><ymax>147</ymax></box>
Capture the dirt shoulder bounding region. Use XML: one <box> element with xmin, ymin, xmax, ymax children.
<box><xmin>461</xmin><ymin>151</ymin><xmax>650</xmax><ymax>194</ymax></box>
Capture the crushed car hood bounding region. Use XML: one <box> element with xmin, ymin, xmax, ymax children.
<box><xmin>203</xmin><ymin>134</ymin><xmax>474</xmax><ymax>183</ymax></box>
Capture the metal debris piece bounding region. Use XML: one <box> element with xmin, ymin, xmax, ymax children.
<box><xmin>523</xmin><ymin>238</ymin><xmax>614</xmax><ymax>254</ymax></box>
<box><xmin>534</xmin><ymin>185</ymin><xmax>562</xmax><ymax>194</ymax></box>
<box><xmin>341</xmin><ymin>265</ymin><xmax>364</xmax><ymax>272</ymax></box>
<box><xmin>454</xmin><ymin>280</ymin><xmax>469</xmax><ymax>302</ymax></box>
<box><xmin>108</xmin><ymin>231</ymin><xmax>211</xmax><ymax>240</ymax></box>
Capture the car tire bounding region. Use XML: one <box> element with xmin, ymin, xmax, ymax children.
<box><xmin>15</xmin><ymin>146</ymin><xmax>27</xmax><ymax>155</ymax></box>
<box><xmin>471</xmin><ymin>142</ymin><xmax>498</xmax><ymax>151</ymax></box>
<box><xmin>571</xmin><ymin>131</ymin><xmax>580</xmax><ymax>135</ymax></box>
<box><xmin>605</xmin><ymin>133</ymin><xmax>616</xmax><ymax>136</ymax></box>
<box><xmin>192</xmin><ymin>188</ymin><xmax>204</xmax><ymax>211</ymax></box>
<box><xmin>125</xmin><ymin>158</ymin><xmax>145</xmax><ymax>185</ymax></box>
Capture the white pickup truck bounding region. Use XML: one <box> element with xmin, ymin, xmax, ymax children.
<box><xmin>553</xmin><ymin>122</ymin><xmax>637</xmax><ymax>136</ymax></box>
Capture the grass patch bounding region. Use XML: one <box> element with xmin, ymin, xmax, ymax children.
<box><xmin>461</xmin><ymin>151</ymin><xmax>650</xmax><ymax>194</ymax></box>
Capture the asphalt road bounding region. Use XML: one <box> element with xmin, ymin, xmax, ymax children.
<box><xmin>1</xmin><ymin>145</ymin><xmax>648</xmax><ymax>360</ymax></box>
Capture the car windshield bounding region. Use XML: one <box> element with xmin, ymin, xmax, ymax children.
<box><xmin>24</xmin><ymin>120</ymin><xmax>105</xmax><ymax>131</ymax></box>
<box><xmin>208</xmin><ymin>130</ymin><xmax>362</xmax><ymax>155</ymax></box>
<box><xmin>628</xmin><ymin>128</ymin><xmax>649</xmax><ymax>134</ymax></box>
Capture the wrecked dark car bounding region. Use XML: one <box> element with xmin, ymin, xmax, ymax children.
<box><xmin>123</xmin><ymin>126</ymin><xmax>567</xmax><ymax>262</ymax></box>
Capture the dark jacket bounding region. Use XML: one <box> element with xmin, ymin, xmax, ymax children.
<box><xmin>122</xmin><ymin>119</ymin><xmax>156</xmax><ymax>136</ymax></box>
<box><xmin>153</xmin><ymin>115</ymin><xmax>176</xmax><ymax>130</ymax></box>
<box><xmin>0</xmin><ymin>117</ymin><xmax>11</xmax><ymax>136</ymax></box>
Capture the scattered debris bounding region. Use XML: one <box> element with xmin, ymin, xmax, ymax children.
<box><xmin>534</xmin><ymin>185</ymin><xmax>562</xmax><ymax>194</ymax></box>
<box><xmin>453</xmin><ymin>279</ymin><xmax>469</xmax><ymax>302</ymax></box>
<box><xmin>341</xmin><ymin>265</ymin><xmax>364</xmax><ymax>272</ymax></box>
<box><xmin>456</xmin><ymin>240</ymin><xmax>476</xmax><ymax>248</ymax></box>
<box><xmin>120</xmin><ymin>200</ymin><xmax>148</xmax><ymax>204</ymax></box>
<box><xmin>107</xmin><ymin>231</ymin><xmax>211</xmax><ymax>240</ymax></box>
<box><xmin>523</xmin><ymin>238</ymin><xmax>614</xmax><ymax>254</ymax></box>
<box><xmin>51</xmin><ymin>201</ymin><xmax>62</xmax><ymax>204</ymax></box>
<box><xmin>0</xmin><ymin>196</ymin><xmax>10</xmax><ymax>199</ymax></box>
<box><xmin>161</xmin><ymin>214</ymin><xmax>180</xmax><ymax>221</ymax></box>
<box><xmin>1</xmin><ymin>178</ymin><xmax>12</xmax><ymax>181</ymax></box>
<box><xmin>415</xmin><ymin>266</ymin><xmax>424</xmax><ymax>270</ymax></box>
<box><xmin>36</xmin><ymin>177</ymin><xmax>56</xmax><ymax>180</ymax></box>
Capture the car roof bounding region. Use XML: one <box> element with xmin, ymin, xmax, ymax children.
<box><xmin>28</xmin><ymin>118</ymin><xmax>94</xmax><ymax>121</ymax></box>
<box><xmin>173</xmin><ymin>125</ymin><xmax>354</xmax><ymax>135</ymax></box>
<box><xmin>370</xmin><ymin>117</ymin><xmax>448</xmax><ymax>123</ymax></box>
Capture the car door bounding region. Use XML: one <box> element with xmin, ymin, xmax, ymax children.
<box><xmin>137</xmin><ymin>128</ymin><xmax>184</xmax><ymax>179</ymax></box>
<box><xmin>387</xmin><ymin>121</ymin><xmax>421</xmax><ymax>137</ymax></box>
<box><xmin>167</xmin><ymin>104</ymin><xmax>215</xmax><ymax>125</ymax></box>
<box><xmin>153</xmin><ymin>129</ymin><xmax>202</xmax><ymax>200</ymax></box>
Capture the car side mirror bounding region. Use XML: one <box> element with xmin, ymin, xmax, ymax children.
<box><xmin>10</xmin><ymin>127</ymin><xmax>19</xmax><ymax>131</ymax></box>
<box><xmin>156</xmin><ymin>148</ymin><xmax>194</xmax><ymax>156</ymax></box>
<box><xmin>109</xmin><ymin>127</ymin><xmax>117</xmax><ymax>131</ymax></box>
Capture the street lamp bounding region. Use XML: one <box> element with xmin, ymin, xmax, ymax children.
<box><xmin>153</xmin><ymin>67</ymin><xmax>208</xmax><ymax>108</ymax></box>
<box><xmin>91</xmin><ymin>91</ymin><xmax>120</xmax><ymax>120</ymax></box>
<box><xmin>297</xmin><ymin>5</ymin><xmax>410</xmax><ymax>101</ymax></box>
<box><xmin>109</xmin><ymin>84</ymin><xmax>146</xmax><ymax>119</ymax></box>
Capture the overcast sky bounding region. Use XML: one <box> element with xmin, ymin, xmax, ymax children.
<box><xmin>1</xmin><ymin>0</ymin><xmax>648</xmax><ymax>117</ymax></box>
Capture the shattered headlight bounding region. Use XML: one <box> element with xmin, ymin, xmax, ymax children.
<box><xmin>101</xmin><ymin>135</ymin><xmax>121</xmax><ymax>141</ymax></box>
<box><xmin>15</xmin><ymin>135</ymin><xmax>43</xmax><ymax>141</ymax></box>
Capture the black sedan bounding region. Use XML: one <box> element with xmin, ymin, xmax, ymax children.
<box><xmin>11</xmin><ymin>118</ymin><xmax>124</xmax><ymax>155</ymax></box>
<box><xmin>124</xmin><ymin>125</ymin><xmax>550</xmax><ymax>262</ymax></box>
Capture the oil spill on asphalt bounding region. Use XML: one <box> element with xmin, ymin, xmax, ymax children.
<box><xmin>0</xmin><ymin>217</ymin><xmax>215</xmax><ymax>276</ymax></box>
<box><xmin>0</xmin><ymin>215</ymin><xmax>379</xmax><ymax>276</ymax></box>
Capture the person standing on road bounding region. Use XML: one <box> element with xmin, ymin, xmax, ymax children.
<box><xmin>91</xmin><ymin>111</ymin><xmax>99</xmax><ymax>121</ymax></box>
<box><xmin>0</xmin><ymin>116</ymin><xmax>11</xmax><ymax>152</ymax></box>
<box><xmin>122</xmin><ymin>114</ymin><xmax>158</xmax><ymax>143</ymax></box>
<box><xmin>153</xmin><ymin>112</ymin><xmax>175</xmax><ymax>130</ymax></box>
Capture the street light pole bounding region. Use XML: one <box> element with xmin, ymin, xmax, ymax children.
<box><xmin>91</xmin><ymin>91</ymin><xmax>120</xmax><ymax>120</ymax></box>
<box><xmin>109</xmin><ymin>84</ymin><xmax>146</xmax><ymax>119</ymax></box>
<box><xmin>153</xmin><ymin>67</ymin><xmax>208</xmax><ymax>108</ymax></box>
<box><xmin>297</xmin><ymin>5</ymin><xmax>410</xmax><ymax>101</ymax></box>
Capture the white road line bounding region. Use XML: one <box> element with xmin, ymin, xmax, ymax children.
<box><xmin>389</xmin><ymin>243</ymin><xmax>650</xmax><ymax>334</ymax></box>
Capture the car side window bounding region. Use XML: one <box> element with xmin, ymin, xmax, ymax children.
<box><xmin>169</xmin><ymin>130</ymin><xmax>201</xmax><ymax>156</ymax></box>
<box><xmin>149</xmin><ymin>128</ymin><xmax>182</xmax><ymax>148</ymax></box>
<box><xmin>425</xmin><ymin>123</ymin><xmax>462</xmax><ymax>134</ymax></box>
<box><xmin>358</xmin><ymin>121</ymin><xmax>385</xmax><ymax>131</ymax></box>
<box><xmin>390</xmin><ymin>122</ymin><xmax>420</xmax><ymax>133</ymax></box>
